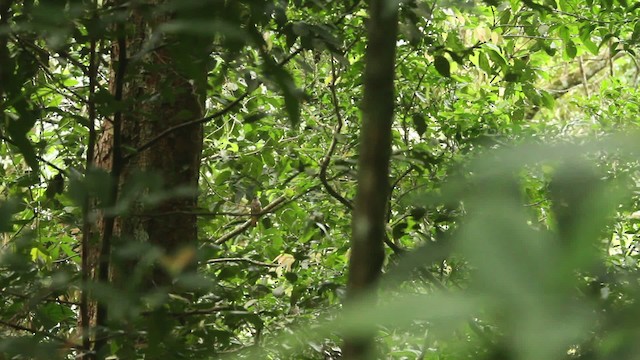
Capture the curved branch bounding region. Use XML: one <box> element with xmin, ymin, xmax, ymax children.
<box><xmin>319</xmin><ymin>57</ymin><xmax>353</xmax><ymax>210</ymax></box>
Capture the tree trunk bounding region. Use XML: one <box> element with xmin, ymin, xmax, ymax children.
<box><xmin>83</xmin><ymin>1</ymin><xmax>205</xmax><ymax>357</ymax></box>
<box><xmin>343</xmin><ymin>0</ymin><xmax>399</xmax><ymax>358</ymax></box>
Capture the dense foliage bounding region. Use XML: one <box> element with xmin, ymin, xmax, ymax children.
<box><xmin>2</xmin><ymin>0</ymin><xmax>640</xmax><ymax>359</ymax></box>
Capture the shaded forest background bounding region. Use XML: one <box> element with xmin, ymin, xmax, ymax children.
<box><xmin>2</xmin><ymin>0</ymin><xmax>640</xmax><ymax>359</ymax></box>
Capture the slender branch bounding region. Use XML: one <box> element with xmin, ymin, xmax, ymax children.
<box><xmin>503</xmin><ymin>35</ymin><xmax>561</xmax><ymax>40</ymax></box>
<box><xmin>14</xmin><ymin>33</ymin><xmax>90</xmax><ymax>75</ymax></box>
<box><xmin>210</xmin><ymin>168</ymin><xmax>352</xmax><ymax>245</ymax></box>
<box><xmin>380</xmin><ymin>165</ymin><xmax>417</xmax><ymax>255</ymax></box>
<box><xmin>143</xmin><ymin>210</ymin><xmax>258</xmax><ymax>217</ymax></box>
<box><xmin>548</xmin><ymin>52</ymin><xmax>623</xmax><ymax>96</ymax></box>
<box><xmin>141</xmin><ymin>171</ymin><xmax>303</xmax><ymax>219</ymax></box>
<box><xmin>399</xmin><ymin>72</ymin><xmax>426</xmax><ymax>145</ymax></box>
<box><xmin>141</xmin><ymin>208</ymin><xmax>273</xmax><ymax>218</ymax></box>
<box><xmin>0</xmin><ymin>289</ymin><xmax>79</xmax><ymax>306</ymax></box>
<box><xmin>1</xmin><ymin>213</ymin><xmax>35</xmax><ymax>249</ymax></box>
<box><xmin>319</xmin><ymin>57</ymin><xmax>353</xmax><ymax>210</ymax></box>
<box><xmin>0</xmin><ymin>319</ymin><xmax>79</xmax><ymax>347</ymax></box>
<box><xmin>551</xmin><ymin>9</ymin><xmax>633</xmax><ymax>25</ymax></box>
<box><xmin>382</xmin><ymin>233</ymin><xmax>404</xmax><ymax>255</ymax></box>
<box><xmin>154</xmin><ymin>306</ymin><xmax>234</xmax><ymax>317</ymax></box>
<box><xmin>214</xmin><ymin>195</ymin><xmax>288</xmax><ymax>245</ymax></box>
<box><xmin>389</xmin><ymin>165</ymin><xmax>415</xmax><ymax>206</ymax></box>
<box><xmin>578</xmin><ymin>56</ymin><xmax>589</xmax><ymax>97</ymax></box>
<box><xmin>207</xmin><ymin>257</ymin><xmax>277</xmax><ymax>267</ymax></box>
<box><xmin>12</xmin><ymin>35</ymin><xmax>89</xmax><ymax>105</ymax></box>
<box><xmin>0</xmin><ymin>135</ymin><xmax>66</xmax><ymax>173</ymax></box>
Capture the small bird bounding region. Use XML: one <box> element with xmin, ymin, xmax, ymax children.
<box><xmin>250</xmin><ymin>197</ymin><xmax>262</xmax><ymax>227</ymax></box>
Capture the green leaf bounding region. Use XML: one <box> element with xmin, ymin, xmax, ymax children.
<box><xmin>283</xmin><ymin>90</ymin><xmax>301</xmax><ymax>126</ymax></box>
<box><xmin>540</xmin><ymin>90</ymin><xmax>555</xmax><ymax>109</ymax></box>
<box><xmin>557</xmin><ymin>0</ymin><xmax>568</xmax><ymax>10</ymax></box>
<box><xmin>522</xmin><ymin>84</ymin><xmax>542</xmax><ymax>105</ymax></box>
<box><xmin>564</xmin><ymin>40</ymin><xmax>577</xmax><ymax>59</ymax></box>
<box><xmin>484</xmin><ymin>44</ymin><xmax>508</xmax><ymax>70</ymax></box>
<box><xmin>632</xmin><ymin>21</ymin><xmax>640</xmax><ymax>42</ymax></box>
<box><xmin>410</xmin><ymin>207</ymin><xmax>427</xmax><ymax>220</ymax></box>
<box><xmin>284</xmin><ymin>272</ymin><xmax>298</xmax><ymax>283</ymax></box>
<box><xmin>5</xmin><ymin>109</ymin><xmax>39</xmax><ymax>173</ymax></box>
<box><xmin>478</xmin><ymin>52</ymin><xmax>491</xmax><ymax>74</ymax></box>
<box><xmin>35</xmin><ymin>303</ymin><xmax>74</xmax><ymax>329</ymax></box>
<box><xmin>267</xmin><ymin>65</ymin><xmax>302</xmax><ymax>126</ymax></box>
<box><xmin>579</xmin><ymin>27</ymin><xmax>599</xmax><ymax>55</ymax></box>
<box><xmin>412</xmin><ymin>113</ymin><xmax>427</xmax><ymax>136</ymax></box>
<box><xmin>244</xmin><ymin>112</ymin><xmax>268</xmax><ymax>124</ymax></box>
<box><xmin>434</xmin><ymin>55</ymin><xmax>451</xmax><ymax>77</ymax></box>
<box><xmin>499</xmin><ymin>9</ymin><xmax>511</xmax><ymax>24</ymax></box>
<box><xmin>558</xmin><ymin>25</ymin><xmax>570</xmax><ymax>43</ymax></box>
<box><xmin>504</xmin><ymin>72</ymin><xmax>520</xmax><ymax>82</ymax></box>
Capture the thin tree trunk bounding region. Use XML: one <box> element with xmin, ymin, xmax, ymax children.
<box><xmin>343</xmin><ymin>0</ymin><xmax>399</xmax><ymax>358</ymax></box>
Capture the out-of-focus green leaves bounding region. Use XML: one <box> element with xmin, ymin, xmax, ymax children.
<box><xmin>0</xmin><ymin>199</ymin><xmax>18</xmax><ymax>232</ymax></box>
<box><xmin>3</xmin><ymin>0</ymin><xmax>640</xmax><ymax>359</ymax></box>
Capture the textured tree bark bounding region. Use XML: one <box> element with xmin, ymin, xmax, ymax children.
<box><xmin>343</xmin><ymin>0</ymin><xmax>399</xmax><ymax>359</ymax></box>
<box><xmin>83</xmin><ymin>1</ymin><xmax>205</xmax><ymax>357</ymax></box>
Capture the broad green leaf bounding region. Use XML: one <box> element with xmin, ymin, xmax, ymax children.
<box><xmin>564</xmin><ymin>39</ymin><xmax>577</xmax><ymax>59</ymax></box>
<box><xmin>434</xmin><ymin>55</ymin><xmax>451</xmax><ymax>77</ymax></box>
<box><xmin>478</xmin><ymin>51</ymin><xmax>491</xmax><ymax>74</ymax></box>
<box><xmin>579</xmin><ymin>24</ymin><xmax>599</xmax><ymax>55</ymax></box>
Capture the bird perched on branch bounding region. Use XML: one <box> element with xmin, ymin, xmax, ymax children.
<box><xmin>250</xmin><ymin>197</ymin><xmax>262</xmax><ymax>227</ymax></box>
